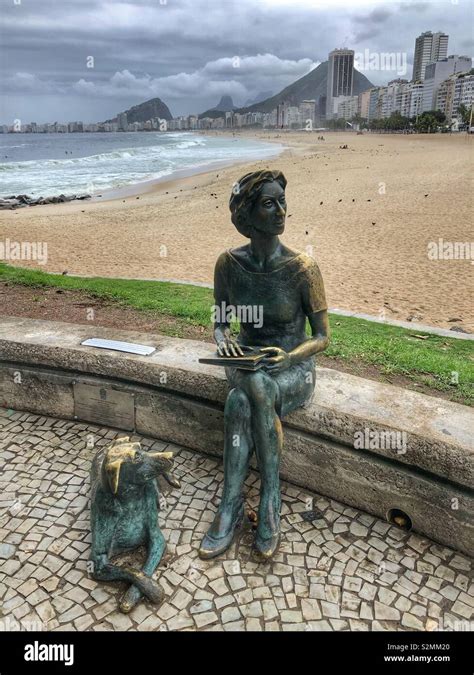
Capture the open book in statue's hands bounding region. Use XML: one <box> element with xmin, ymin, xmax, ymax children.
<box><xmin>199</xmin><ymin>346</ymin><xmax>269</xmax><ymax>371</ymax></box>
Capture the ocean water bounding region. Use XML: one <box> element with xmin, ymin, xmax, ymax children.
<box><xmin>0</xmin><ymin>131</ymin><xmax>282</xmax><ymax>198</ymax></box>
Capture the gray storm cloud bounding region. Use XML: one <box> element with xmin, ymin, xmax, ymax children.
<box><xmin>0</xmin><ymin>0</ymin><xmax>472</xmax><ymax>123</ymax></box>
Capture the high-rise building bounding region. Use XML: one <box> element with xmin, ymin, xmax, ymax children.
<box><xmin>337</xmin><ymin>96</ymin><xmax>359</xmax><ymax>120</ymax></box>
<box><xmin>300</xmin><ymin>100</ymin><xmax>316</xmax><ymax>126</ymax></box>
<box><xmin>383</xmin><ymin>79</ymin><xmax>409</xmax><ymax>116</ymax></box>
<box><xmin>287</xmin><ymin>106</ymin><xmax>302</xmax><ymax>128</ymax></box>
<box><xmin>408</xmin><ymin>83</ymin><xmax>425</xmax><ymax>118</ymax></box>
<box><xmin>368</xmin><ymin>88</ymin><xmax>381</xmax><ymax>121</ymax></box>
<box><xmin>364</xmin><ymin>81</ymin><xmax>426</xmax><ymax>121</ymax></box>
<box><xmin>358</xmin><ymin>89</ymin><xmax>371</xmax><ymax>119</ymax></box>
<box><xmin>326</xmin><ymin>49</ymin><xmax>354</xmax><ymax>119</ymax></box>
<box><xmin>412</xmin><ymin>31</ymin><xmax>449</xmax><ymax>82</ymax></box>
<box><xmin>118</xmin><ymin>112</ymin><xmax>128</xmax><ymax>131</ymax></box>
<box><xmin>276</xmin><ymin>101</ymin><xmax>290</xmax><ymax>127</ymax></box>
<box><xmin>422</xmin><ymin>55</ymin><xmax>471</xmax><ymax>112</ymax></box>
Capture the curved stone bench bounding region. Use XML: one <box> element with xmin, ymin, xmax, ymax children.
<box><xmin>0</xmin><ymin>316</ymin><xmax>473</xmax><ymax>557</ymax></box>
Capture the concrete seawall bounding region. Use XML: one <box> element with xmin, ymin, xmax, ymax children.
<box><xmin>0</xmin><ymin>316</ymin><xmax>472</xmax><ymax>556</ymax></box>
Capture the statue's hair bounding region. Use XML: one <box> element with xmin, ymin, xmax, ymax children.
<box><xmin>229</xmin><ymin>170</ymin><xmax>287</xmax><ymax>238</ymax></box>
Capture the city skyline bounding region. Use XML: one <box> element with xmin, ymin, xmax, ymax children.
<box><xmin>4</xmin><ymin>31</ymin><xmax>473</xmax><ymax>132</ymax></box>
<box><xmin>1</xmin><ymin>0</ymin><xmax>473</xmax><ymax>125</ymax></box>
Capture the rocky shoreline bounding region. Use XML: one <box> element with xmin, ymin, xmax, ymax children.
<box><xmin>0</xmin><ymin>193</ymin><xmax>91</xmax><ymax>210</ymax></box>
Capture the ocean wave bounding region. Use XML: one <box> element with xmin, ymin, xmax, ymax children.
<box><xmin>0</xmin><ymin>138</ymin><xmax>208</xmax><ymax>170</ymax></box>
<box><xmin>0</xmin><ymin>132</ymin><xmax>282</xmax><ymax>197</ymax></box>
<box><xmin>175</xmin><ymin>138</ymin><xmax>206</xmax><ymax>149</ymax></box>
<box><xmin>0</xmin><ymin>147</ymin><xmax>157</xmax><ymax>170</ymax></box>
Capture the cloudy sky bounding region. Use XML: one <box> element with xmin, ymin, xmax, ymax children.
<box><xmin>0</xmin><ymin>0</ymin><xmax>472</xmax><ymax>124</ymax></box>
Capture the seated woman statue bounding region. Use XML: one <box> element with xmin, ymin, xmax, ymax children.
<box><xmin>199</xmin><ymin>170</ymin><xmax>330</xmax><ymax>562</ymax></box>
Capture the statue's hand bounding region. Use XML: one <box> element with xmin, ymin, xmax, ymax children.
<box><xmin>260</xmin><ymin>346</ymin><xmax>291</xmax><ymax>373</ymax></box>
<box><xmin>217</xmin><ymin>338</ymin><xmax>245</xmax><ymax>357</ymax></box>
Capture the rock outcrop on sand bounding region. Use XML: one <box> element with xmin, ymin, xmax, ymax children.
<box><xmin>0</xmin><ymin>194</ymin><xmax>91</xmax><ymax>209</ymax></box>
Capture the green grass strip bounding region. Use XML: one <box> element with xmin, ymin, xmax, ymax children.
<box><xmin>1</xmin><ymin>263</ymin><xmax>472</xmax><ymax>405</ymax></box>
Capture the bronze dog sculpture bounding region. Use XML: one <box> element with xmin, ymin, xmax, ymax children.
<box><xmin>89</xmin><ymin>437</ymin><xmax>180</xmax><ymax>613</ymax></box>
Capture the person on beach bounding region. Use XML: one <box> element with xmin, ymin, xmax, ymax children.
<box><xmin>199</xmin><ymin>170</ymin><xmax>330</xmax><ymax>562</ymax></box>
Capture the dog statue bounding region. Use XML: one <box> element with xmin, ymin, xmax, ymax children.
<box><xmin>89</xmin><ymin>436</ymin><xmax>180</xmax><ymax>613</ymax></box>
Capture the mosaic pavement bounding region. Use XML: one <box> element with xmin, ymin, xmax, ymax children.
<box><xmin>0</xmin><ymin>409</ymin><xmax>472</xmax><ymax>632</ymax></box>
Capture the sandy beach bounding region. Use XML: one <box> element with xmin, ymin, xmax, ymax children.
<box><xmin>0</xmin><ymin>131</ymin><xmax>472</xmax><ymax>330</ymax></box>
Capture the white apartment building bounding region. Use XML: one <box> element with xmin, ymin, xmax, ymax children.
<box><xmin>263</xmin><ymin>110</ymin><xmax>277</xmax><ymax>127</ymax></box>
<box><xmin>436</xmin><ymin>71</ymin><xmax>474</xmax><ymax>122</ymax></box>
<box><xmin>287</xmin><ymin>106</ymin><xmax>302</xmax><ymax>127</ymax></box>
<box><xmin>451</xmin><ymin>72</ymin><xmax>473</xmax><ymax>119</ymax></box>
<box><xmin>422</xmin><ymin>55</ymin><xmax>471</xmax><ymax>112</ymax></box>
<box><xmin>365</xmin><ymin>81</ymin><xmax>424</xmax><ymax>120</ymax></box>
<box><xmin>358</xmin><ymin>90</ymin><xmax>371</xmax><ymax>119</ymax></box>
<box><xmin>384</xmin><ymin>79</ymin><xmax>409</xmax><ymax>116</ymax></box>
<box><xmin>337</xmin><ymin>95</ymin><xmax>359</xmax><ymax>120</ymax></box>
<box><xmin>408</xmin><ymin>83</ymin><xmax>424</xmax><ymax>117</ymax></box>
<box><xmin>367</xmin><ymin>88</ymin><xmax>381</xmax><ymax>121</ymax></box>
<box><xmin>377</xmin><ymin>87</ymin><xmax>390</xmax><ymax>118</ymax></box>
<box><xmin>300</xmin><ymin>100</ymin><xmax>316</xmax><ymax>125</ymax></box>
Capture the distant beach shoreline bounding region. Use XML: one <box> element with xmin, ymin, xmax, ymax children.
<box><xmin>94</xmin><ymin>145</ymin><xmax>287</xmax><ymax>202</ymax></box>
<box><xmin>93</xmin><ymin>130</ymin><xmax>303</xmax><ymax>202</ymax></box>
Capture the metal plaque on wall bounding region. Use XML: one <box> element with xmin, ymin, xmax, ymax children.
<box><xmin>73</xmin><ymin>382</ymin><xmax>135</xmax><ymax>430</ymax></box>
<box><xmin>80</xmin><ymin>338</ymin><xmax>156</xmax><ymax>356</ymax></box>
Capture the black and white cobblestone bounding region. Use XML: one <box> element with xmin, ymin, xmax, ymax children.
<box><xmin>0</xmin><ymin>409</ymin><xmax>472</xmax><ymax>632</ymax></box>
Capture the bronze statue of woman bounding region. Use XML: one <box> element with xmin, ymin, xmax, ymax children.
<box><xmin>199</xmin><ymin>170</ymin><xmax>330</xmax><ymax>562</ymax></box>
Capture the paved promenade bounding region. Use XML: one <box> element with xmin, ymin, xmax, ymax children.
<box><xmin>0</xmin><ymin>409</ymin><xmax>472</xmax><ymax>632</ymax></box>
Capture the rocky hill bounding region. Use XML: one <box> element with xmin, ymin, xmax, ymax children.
<box><xmin>244</xmin><ymin>90</ymin><xmax>273</xmax><ymax>107</ymax></box>
<box><xmin>236</xmin><ymin>61</ymin><xmax>373</xmax><ymax>114</ymax></box>
<box><xmin>199</xmin><ymin>95</ymin><xmax>236</xmax><ymax>119</ymax></box>
<box><xmin>104</xmin><ymin>97</ymin><xmax>173</xmax><ymax>124</ymax></box>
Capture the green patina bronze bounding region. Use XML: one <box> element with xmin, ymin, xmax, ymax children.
<box><xmin>199</xmin><ymin>170</ymin><xmax>330</xmax><ymax>562</ymax></box>
<box><xmin>89</xmin><ymin>437</ymin><xmax>180</xmax><ymax>613</ymax></box>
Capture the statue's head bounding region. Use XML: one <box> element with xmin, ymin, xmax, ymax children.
<box><xmin>229</xmin><ymin>170</ymin><xmax>287</xmax><ymax>239</ymax></box>
<box><xmin>100</xmin><ymin>437</ymin><xmax>174</xmax><ymax>495</ymax></box>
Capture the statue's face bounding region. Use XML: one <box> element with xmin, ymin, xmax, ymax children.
<box><xmin>251</xmin><ymin>181</ymin><xmax>286</xmax><ymax>236</ymax></box>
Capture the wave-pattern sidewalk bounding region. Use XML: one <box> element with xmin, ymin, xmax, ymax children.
<box><xmin>0</xmin><ymin>409</ymin><xmax>472</xmax><ymax>632</ymax></box>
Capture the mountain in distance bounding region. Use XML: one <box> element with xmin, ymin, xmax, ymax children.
<box><xmin>199</xmin><ymin>95</ymin><xmax>237</xmax><ymax>119</ymax></box>
<box><xmin>236</xmin><ymin>61</ymin><xmax>373</xmax><ymax>114</ymax></box>
<box><xmin>104</xmin><ymin>97</ymin><xmax>173</xmax><ymax>124</ymax></box>
<box><xmin>214</xmin><ymin>95</ymin><xmax>237</xmax><ymax>111</ymax></box>
<box><xmin>244</xmin><ymin>90</ymin><xmax>274</xmax><ymax>107</ymax></box>
<box><xmin>103</xmin><ymin>63</ymin><xmax>374</xmax><ymax>125</ymax></box>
